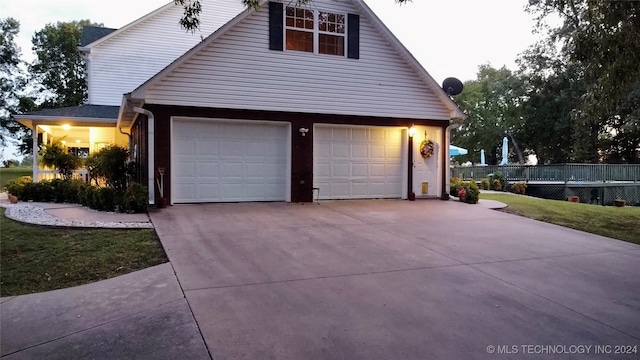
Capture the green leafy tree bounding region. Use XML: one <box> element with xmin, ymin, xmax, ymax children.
<box><xmin>526</xmin><ymin>0</ymin><xmax>640</xmax><ymax>163</ymax></box>
<box><xmin>451</xmin><ymin>64</ymin><xmax>528</xmax><ymax>165</ymax></box>
<box><xmin>517</xmin><ymin>40</ymin><xmax>586</xmax><ymax>164</ymax></box>
<box><xmin>30</xmin><ymin>20</ymin><xmax>101</xmax><ymax>108</ymax></box>
<box><xmin>1</xmin><ymin>18</ymin><xmax>36</xmax><ymax>154</ymax></box>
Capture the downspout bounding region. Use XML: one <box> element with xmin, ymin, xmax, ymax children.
<box><xmin>133</xmin><ymin>107</ymin><xmax>155</xmax><ymax>205</ymax></box>
<box><xmin>441</xmin><ymin>119</ymin><xmax>462</xmax><ymax>200</ymax></box>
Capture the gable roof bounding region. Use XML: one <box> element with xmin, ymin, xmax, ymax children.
<box><xmin>80</xmin><ymin>26</ymin><xmax>117</xmax><ymax>47</ymax></box>
<box><xmin>79</xmin><ymin>1</ymin><xmax>176</xmax><ymax>50</ymax></box>
<box><xmin>126</xmin><ymin>0</ymin><xmax>465</xmax><ymax>120</ymax></box>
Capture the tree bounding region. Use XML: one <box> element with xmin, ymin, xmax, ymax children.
<box><xmin>175</xmin><ymin>0</ymin><xmax>412</xmax><ymax>31</ymax></box>
<box><xmin>526</xmin><ymin>0</ymin><xmax>640</xmax><ymax>163</ymax></box>
<box><xmin>1</xmin><ymin>17</ymin><xmax>36</xmax><ymax>155</ymax></box>
<box><xmin>30</xmin><ymin>20</ymin><xmax>101</xmax><ymax>108</ymax></box>
<box><xmin>451</xmin><ymin>64</ymin><xmax>527</xmax><ymax>165</ymax></box>
<box><xmin>517</xmin><ymin>39</ymin><xmax>586</xmax><ymax>164</ymax></box>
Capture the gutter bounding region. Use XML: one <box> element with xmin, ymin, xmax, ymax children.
<box><xmin>132</xmin><ymin>107</ymin><xmax>155</xmax><ymax>206</ymax></box>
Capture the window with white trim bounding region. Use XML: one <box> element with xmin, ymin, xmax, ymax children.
<box><xmin>285</xmin><ymin>7</ymin><xmax>346</xmax><ymax>56</ymax></box>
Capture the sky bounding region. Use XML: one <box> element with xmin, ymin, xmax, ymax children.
<box><xmin>1</xmin><ymin>0</ymin><xmax>543</xmax><ymax>160</ymax></box>
<box><xmin>2</xmin><ymin>0</ymin><xmax>542</xmax><ymax>84</ymax></box>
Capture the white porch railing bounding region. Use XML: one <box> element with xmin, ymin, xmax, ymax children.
<box><xmin>37</xmin><ymin>169</ymin><xmax>90</xmax><ymax>182</ymax></box>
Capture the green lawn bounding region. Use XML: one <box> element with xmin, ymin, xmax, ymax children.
<box><xmin>0</xmin><ymin>166</ymin><xmax>32</xmax><ymax>189</ymax></box>
<box><xmin>0</xmin><ymin>208</ymin><xmax>167</xmax><ymax>296</ymax></box>
<box><xmin>481</xmin><ymin>193</ymin><xmax>640</xmax><ymax>244</ymax></box>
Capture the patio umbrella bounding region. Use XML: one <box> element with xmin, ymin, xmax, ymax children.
<box><xmin>450</xmin><ymin>144</ymin><xmax>468</xmax><ymax>156</ymax></box>
<box><xmin>501</xmin><ymin>136</ymin><xmax>508</xmax><ymax>165</ymax></box>
<box><xmin>480</xmin><ymin>149</ymin><xmax>486</xmax><ymax>165</ymax></box>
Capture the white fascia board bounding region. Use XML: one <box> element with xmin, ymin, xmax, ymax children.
<box><xmin>354</xmin><ymin>0</ymin><xmax>466</xmax><ymax>121</ymax></box>
<box><xmin>131</xmin><ymin>0</ymin><xmax>268</xmax><ymax>99</ymax></box>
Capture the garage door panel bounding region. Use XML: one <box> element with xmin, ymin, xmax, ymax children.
<box><xmin>314</xmin><ymin>126</ymin><xmax>403</xmax><ymax>199</ymax></box>
<box><xmin>332</xmin><ymin>144</ymin><xmax>349</xmax><ymax>158</ymax></box>
<box><xmin>351</xmin><ymin>144</ymin><xmax>367</xmax><ymax>159</ymax></box>
<box><xmin>197</xmin><ymin>162</ymin><xmax>220</xmax><ymax>177</ymax></box>
<box><xmin>351</xmin><ymin>163</ymin><xmax>368</xmax><ymax>177</ymax></box>
<box><xmin>173</xmin><ymin>119</ymin><xmax>287</xmax><ymax>203</ymax></box>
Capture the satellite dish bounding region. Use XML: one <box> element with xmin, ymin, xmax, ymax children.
<box><xmin>442</xmin><ymin>77</ymin><xmax>463</xmax><ymax>96</ymax></box>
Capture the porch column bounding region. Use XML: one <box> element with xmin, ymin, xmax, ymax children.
<box><xmin>32</xmin><ymin>123</ymin><xmax>39</xmax><ymax>183</ymax></box>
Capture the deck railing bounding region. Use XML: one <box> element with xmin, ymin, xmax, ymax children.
<box><xmin>451</xmin><ymin>164</ymin><xmax>640</xmax><ymax>183</ymax></box>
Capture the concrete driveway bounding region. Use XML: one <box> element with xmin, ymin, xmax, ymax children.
<box><xmin>150</xmin><ymin>200</ymin><xmax>640</xmax><ymax>360</ymax></box>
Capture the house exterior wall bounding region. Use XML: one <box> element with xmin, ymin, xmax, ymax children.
<box><xmin>144</xmin><ymin>104</ymin><xmax>447</xmax><ymax>203</ymax></box>
<box><xmin>142</xmin><ymin>0</ymin><xmax>452</xmax><ymax>120</ymax></box>
<box><xmin>85</xmin><ymin>0</ymin><xmax>244</xmax><ymax>106</ymax></box>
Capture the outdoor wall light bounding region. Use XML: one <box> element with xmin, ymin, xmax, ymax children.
<box><xmin>61</xmin><ymin>124</ymin><xmax>71</xmax><ymax>130</ymax></box>
<box><xmin>299</xmin><ymin>128</ymin><xmax>309</xmax><ymax>136</ymax></box>
<box><xmin>409</xmin><ymin>124</ymin><xmax>416</xmax><ymax>138</ymax></box>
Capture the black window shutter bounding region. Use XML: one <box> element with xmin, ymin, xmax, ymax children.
<box><xmin>269</xmin><ymin>2</ymin><xmax>284</xmax><ymax>51</ymax></box>
<box><xmin>347</xmin><ymin>13</ymin><xmax>360</xmax><ymax>59</ymax></box>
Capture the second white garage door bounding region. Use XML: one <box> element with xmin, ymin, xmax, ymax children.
<box><xmin>172</xmin><ymin>118</ymin><xmax>289</xmax><ymax>203</ymax></box>
<box><xmin>314</xmin><ymin>125</ymin><xmax>405</xmax><ymax>199</ymax></box>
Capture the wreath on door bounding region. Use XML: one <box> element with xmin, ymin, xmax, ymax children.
<box><xmin>419</xmin><ymin>132</ymin><xmax>435</xmax><ymax>158</ymax></box>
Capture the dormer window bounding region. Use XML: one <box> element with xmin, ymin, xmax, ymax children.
<box><xmin>284</xmin><ymin>7</ymin><xmax>345</xmax><ymax>56</ymax></box>
<box><xmin>270</xmin><ymin>2</ymin><xmax>359</xmax><ymax>59</ymax></box>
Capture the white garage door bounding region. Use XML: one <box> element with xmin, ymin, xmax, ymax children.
<box><xmin>314</xmin><ymin>125</ymin><xmax>404</xmax><ymax>199</ymax></box>
<box><xmin>172</xmin><ymin>119</ymin><xmax>288</xmax><ymax>203</ymax></box>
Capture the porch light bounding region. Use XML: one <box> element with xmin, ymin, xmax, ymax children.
<box><xmin>75</xmin><ymin>139</ymin><xmax>81</xmax><ymax>143</ymax></box>
<box><xmin>62</xmin><ymin>124</ymin><xmax>71</xmax><ymax>130</ymax></box>
<box><xmin>409</xmin><ymin>124</ymin><xmax>416</xmax><ymax>138</ymax></box>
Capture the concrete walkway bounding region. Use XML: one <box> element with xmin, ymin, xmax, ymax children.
<box><xmin>0</xmin><ymin>264</ymin><xmax>209</xmax><ymax>359</ymax></box>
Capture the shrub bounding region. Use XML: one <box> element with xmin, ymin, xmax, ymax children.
<box><xmin>120</xmin><ymin>182</ymin><xmax>149</xmax><ymax>213</ymax></box>
<box><xmin>22</xmin><ymin>181</ymin><xmax>54</xmax><ymax>202</ymax></box>
<box><xmin>96</xmin><ymin>187</ymin><xmax>117</xmax><ymax>212</ymax></box>
<box><xmin>450</xmin><ymin>177</ymin><xmax>461</xmax><ymax>197</ymax></box>
<box><xmin>5</xmin><ymin>176</ymin><xmax>32</xmax><ymax>197</ymax></box>
<box><xmin>63</xmin><ymin>180</ymin><xmax>86</xmax><ymax>204</ymax></box>
<box><xmin>481</xmin><ymin>178</ymin><xmax>490</xmax><ymax>190</ymax></box>
<box><xmin>489</xmin><ymin>172</ymin><xmax>505</xmax><ymax>191</ymax></box>
<box><xmin>465</xmin><ymin>181</ymin><xmax>480</xmax><ymax>204</ymax></box>
<box><xmin>90</xmin><ymin>146</ymin><xmax>136</xmax><ymax>192</ymax></box>
<box><xmin>511</xmin><ymin>181</ymin><xmax>527</xmax><ymax>195</ymax></box>
<box><xmin>50</xmin><ymin>179</ymin><xmax>66</xmax><ymax>203</ymax></box>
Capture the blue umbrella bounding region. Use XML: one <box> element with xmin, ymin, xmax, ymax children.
<box><xmin>501</xmin><ymin>137</ymin><xmax>509</xmax><ymax>165</ymax></box>
<box><xmin>480</xmin><ymin>149</ymin><xmax>486</xmax><ymax>165</ymax></box>
<box><xmin>450</xmin><ymin>144</ymin><xmax>468</xmax><ymax>156</ymax></box>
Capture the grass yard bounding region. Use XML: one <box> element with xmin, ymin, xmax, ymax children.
<box><xmin>0</xmin><ymin>208</ymin><xmax>167</xmax><ymax>296</ymax></box>
<box><xmin>481</xmin><ymin>193</ymin><xmax>640</xmax><ymax>245</ymax></box>
<box><xmin>0</xmin><ymin>166</ymin><xmax>32</xmax><ymax>189</ymax></box>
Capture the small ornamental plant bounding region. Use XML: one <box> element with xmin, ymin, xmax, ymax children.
<box><xmin>457</xmin><ymin>186</ymin><xmax>466</xmax><ymax>201</ymax></box>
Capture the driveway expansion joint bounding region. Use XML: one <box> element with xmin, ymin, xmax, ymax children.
<box><xmin>182</xmin><ymin>263</ymin><xmax>469</xmax><ymax>292</ymax></box>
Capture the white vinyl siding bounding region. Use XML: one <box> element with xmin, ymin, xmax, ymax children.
<box><xmin>143</xmin><ymin>0</ymin><xmax>451</xmax><ymax>120</ymax></box>
<box><xmin>86</xmin><ymin>0</ymin><xmax>244</xmax><ymax>106</ymax></box>
<box><xmin>172</xmin><ymin>118</ymin><xmax>289</xmax><ymax>203</ymax></box>
<box><xmin>314</xmin><ymin>125</ymin><xmax>405</xmax><ymax>199</ymax></box>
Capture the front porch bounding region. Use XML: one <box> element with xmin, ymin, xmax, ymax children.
<box><xmin>13</xmin><ymin>105</ymin><xmax>125</xmax><ymax>183</ymax></box>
